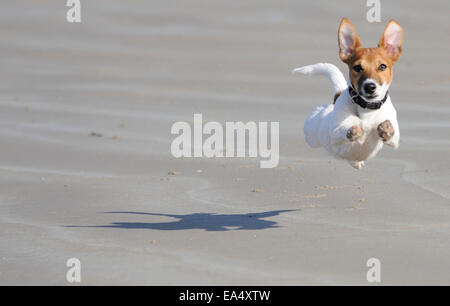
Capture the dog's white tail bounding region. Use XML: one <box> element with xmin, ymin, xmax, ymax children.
<box><xmin>292</xmin><ymin>63</ymin><xmax>348</xmax><ymax>96</ymax></box>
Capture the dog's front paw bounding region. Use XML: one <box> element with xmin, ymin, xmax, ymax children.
<box><xmin>346</xmin><ymin>125</ymin><xmax>363</xmax><ymax>142</ymax></box>
<box><xmin>377</xmin><ymin>120</ymin><xmax>395</xmax><ymax>142</ymax></box>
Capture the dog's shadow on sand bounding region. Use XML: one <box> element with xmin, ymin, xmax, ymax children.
<box><xmin>66</xmin><ymin>210</ymin><xmax>296</xmax><ymax>231</ymax></box>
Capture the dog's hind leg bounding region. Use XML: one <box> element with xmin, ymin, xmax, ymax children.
<box><xmin>349</xmin><ymin>160</ymin><xmax>364</xmax><ymax>170</ymax></box>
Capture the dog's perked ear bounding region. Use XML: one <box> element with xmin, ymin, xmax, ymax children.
<box><xmin>338</xmin><ymin>18</ymin><xmax>361</xmax><ymax>63</ymax></box>
<box><xmin>378</xmin><ymin>19</ymin><xmax>403</xmax><ymax>62</ymax></box>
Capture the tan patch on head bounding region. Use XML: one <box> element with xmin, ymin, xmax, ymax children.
<box><xmin>348</xmin><ymin>48</ymin><xmax>394</xmax><ymax>90</ymax></box>
<box><xmin>337</xmin><ymin>19</ymin><xmax>403</xmax><ymax>92</ymax></box>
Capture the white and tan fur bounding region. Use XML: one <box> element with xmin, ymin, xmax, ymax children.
<box><xmin>293</xmin><ymin>18</ymin><xmax>403</xmax><ymax>169</ymax></box>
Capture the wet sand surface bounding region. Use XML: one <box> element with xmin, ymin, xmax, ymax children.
<box><xmin>0</xmin><ymin>0</ymin><xmax>449</xmax><ymax>284</ymax></box>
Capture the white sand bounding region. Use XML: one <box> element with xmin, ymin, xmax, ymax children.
<box><xmin>0</xmin><ymin>0</ymin><xmax>449</xmax><ymax>285</ymax></box>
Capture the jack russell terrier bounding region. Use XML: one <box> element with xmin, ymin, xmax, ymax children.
<box><xmin>293</xmin><ymin>18</ymin><xmax>403</xmax><ymax>169</ymax></box>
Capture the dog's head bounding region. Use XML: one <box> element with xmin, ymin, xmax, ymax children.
<box><xmin>338</xmin><ymin>18</ymin><xmax>403</xmax><ymax>102</ymax></box>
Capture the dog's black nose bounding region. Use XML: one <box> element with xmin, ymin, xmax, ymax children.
<box><xmin>363</xmin><ymin>82</ymin><xmax>376</xmax><ymax>94</ymax></box>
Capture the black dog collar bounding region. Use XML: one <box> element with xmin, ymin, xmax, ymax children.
<box><xmin>348</xmin><ymin>86</ymin><xmax>388</xmax><ymax>110</ymax></box>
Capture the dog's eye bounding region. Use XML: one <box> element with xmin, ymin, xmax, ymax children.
<box><xmin>378</xmin><ymin>64</ymin><xmax>387</xmax><ymax>71</ymax></box>
<box><xmin>352</xmin><ymin>65</ymin><xmax>363</xmax><ymax>72</ymax></box>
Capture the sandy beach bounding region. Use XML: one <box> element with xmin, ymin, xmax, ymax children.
<box><xmin>0</xmin><ymin>0</ymin><xmax>449</xmax><ymax>285</ymax></box>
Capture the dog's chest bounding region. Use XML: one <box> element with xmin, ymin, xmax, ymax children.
<box><xmin>352</xmin><ymin>107</ymin><xmax>384</xmax><ymax>157</ymax></box>
<box><xmin>357</xmin><ymin>107</ymin><xmax>382</xmax><ymax>133</ymax></box>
